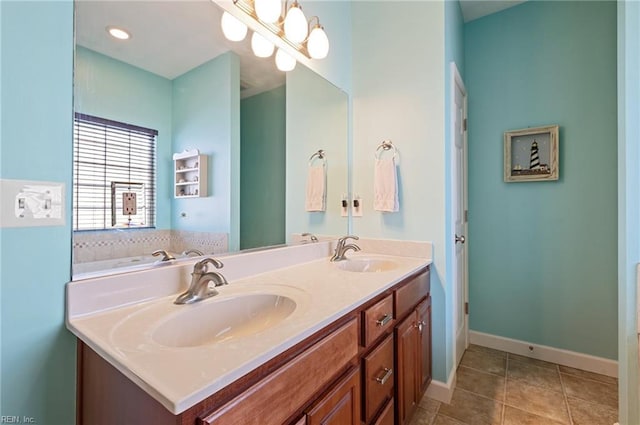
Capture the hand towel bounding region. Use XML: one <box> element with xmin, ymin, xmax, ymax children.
<box><xmin>373</xmin><ymin>157</ymin><xmax>399</xmax><ymax>212</ymax></box>
<box><xmin>305</xmin><ymin>165</ymin><xmax>326</xmax><ymax>212</ymax></box>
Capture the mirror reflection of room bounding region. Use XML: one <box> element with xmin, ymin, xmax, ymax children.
<box><xmin>72</xmin><ymin>0</ymin><xmax>347</xmax><ymax>278</ymax></box>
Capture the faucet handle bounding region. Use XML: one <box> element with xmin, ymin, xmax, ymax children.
<box><xmin>194</xmin><ymin>257</ymin><xmax>224</xmax><ymax>273</ymax></box>
<box><xmin>339</xmin><ymin>235</ymin><xmax>359</xmax><ymax>243</ymax></box>
<box><xmin>184</xmin><ymin>249</ymin><xmax>204</xmax><ymax>257</ymax></box>
<box><xmin>152</xmin><ymin>249</ymin><xmax>175</xmax><ymax>261</ymax></box>
<box><xmin>301</xmin><ymin>232</ymin><xmax>318</xmax><ymax>242</ymax></box>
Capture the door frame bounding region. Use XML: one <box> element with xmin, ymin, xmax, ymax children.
<box><xmin>450</xmin><ymin>61</ymin><xmax>468</xmax><ymax>367</ymax></box>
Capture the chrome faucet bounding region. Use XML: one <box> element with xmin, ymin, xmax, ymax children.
<box><xmin>330</xmin><ymin>235</ymin><xmax>361</xmax><ymax>262</ymax></box>
<box><xmin>183</xmin><ymin>249</ymin><xmax>204</xmax><ymax>257</ymax></box>
<box><xmin>152</xmin><ymin>249</ymin><xmax>176</xmax><ymax>262</ymax></box>
<box><xmin>174</xmin><ymin>258</ymin><xmax>228</xmax><ymax>305</ymax></box>
<box><xmin>301</xmin><ymin>232</ymin><xmax>318</xmax><ymax>243</ymax></box>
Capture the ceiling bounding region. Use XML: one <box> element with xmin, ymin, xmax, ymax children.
<box><xmin>74</xmin><ymin>0</ymin><xmax>285</xmax><ymax>97</ymax></box>
<box><xmin>459</xmin><ymin>0</ymin><xmax>526</xmax><ymax>22</ymax></box>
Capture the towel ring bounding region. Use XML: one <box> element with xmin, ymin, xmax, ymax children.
<box><xmin>375</xmin><ymin>140</ymin><xmax>398</xmax><ymax>160</ymax></box>
<box><xmin>308</xmin><ymin>149</ymin><xmax>327</xmax><ymax>166</ymax></box>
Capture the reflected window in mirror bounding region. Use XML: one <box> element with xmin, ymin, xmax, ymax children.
<box><xmin>73</xmin><ymin>113</ymin><xmax>157</xmax><ymax>231</ymax></box>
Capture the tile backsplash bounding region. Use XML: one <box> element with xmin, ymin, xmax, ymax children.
<box><xmin>73</xmin><ymin>229</ymin><xmax>228</xmax><ymax>263</ymax></box>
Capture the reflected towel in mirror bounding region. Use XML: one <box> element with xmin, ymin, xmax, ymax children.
<box><xmin>305</xmin><ymin>165</ymin><xmax>326</xmax><ymax>211</ymax></box>
<box><xmin>374</xmin><ymin>158</ymin><xmax>399</xmax><ymax>212</ymax></box>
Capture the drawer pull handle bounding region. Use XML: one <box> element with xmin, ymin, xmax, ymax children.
<box><xmin>376</xmin><ymin>314</ymin><xmax>392</xmax><ymax>327</ymax></box>
<box><xmin>375</xmin><ymin>367</ymin><xmax>393</xmax><ymax>385</ymax></box>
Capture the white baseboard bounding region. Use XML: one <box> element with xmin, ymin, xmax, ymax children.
<box><xmin>469</xmin><ymin>330</ymin><xmax>618</xmax><ymax>378</ymax></box>
<box><xmin>425</xmin><ymin>368</ymin><xmax>456</xmax><ymax>404</ymax></box>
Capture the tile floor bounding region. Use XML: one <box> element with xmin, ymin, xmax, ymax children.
<box><xmin>410</xmin><ymin>344</ymin><xmax>619</xmax><ymax>425</ymax></box>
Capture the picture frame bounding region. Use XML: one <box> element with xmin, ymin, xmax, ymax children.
<box><xmin>504</xmin><ymin>125</ymin><xmax>559</xmax><ymax>182</ymax></box>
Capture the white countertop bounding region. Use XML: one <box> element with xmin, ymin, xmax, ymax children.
<box><xmin>67</xmin><ymin>242</ymin><xmax>431</xmax><ymax>415</ymax></box>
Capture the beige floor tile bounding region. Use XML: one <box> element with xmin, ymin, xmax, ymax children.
<box><xmin>567</xmin><ymin>396</ymin><xmax>619</xmax><ymax>425</ymax></box>
<box><xmin>503</xmin><ymin>406</ymin><xmax>567</xmax><ymax>425</ymax></box>
<box><xmin>433</xmin><ymin>415</ymin><xmax>468</xmax><ymax>425</ymax></box>
<box><xmin>418</xmin><ymin>395</ymin><xmax>441</xmax><ymax>413</ymax></box>
<box><xmin>456</xmin><ymin>366</ymin><xmax>506</xmax><ymax>402</ymax></box>
<box><xmin>559</xmin><ymin>365</ymin><xmax>618</xmax><ymax>386</ymax></box>
<box><xmin>409</xmin><ymin>406</ymin><xmax>438</xmax><ymax>425</ymax></box>
<box><xmin>437</xmin><ymin>388</ymin><xmax>502</xmax><ymax>425</ymax></box>
<box><xmin>461</xmin><ymin>350</ymin><xmax>507</xmax><ymax>376</ymax></box>
<box><xmin>505</xmin><ymin>379</ymin><xmax>570</xmax><ymax>424</ymax></box>
<box><xmin>508</xmin><ymin>353</ymin><xmax>558</xmax><ymax>369</ymax></box>
<box><xmin>467</xmin><ymin>344</ymin><xmax>507</xmax><ymax>359</ymax></box>
<box><xmin>562</xmin><ymin>374</ymin><xmax>618</xmax><ymax>409</ymax></box>
<box><xmin>508</xmin><ymin>358</ymin><xmax>563</xmax><ymax>392</ymax></box>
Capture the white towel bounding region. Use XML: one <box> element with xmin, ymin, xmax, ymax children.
<box><xmin>373</xmin><ymin>157</ymin><xmax>399</xmax><ymax>212</ymax></box>
<box><xmin>305</xmin><ymin>165</ymin><xmax>326</xmax><ymax>212</ymax></box>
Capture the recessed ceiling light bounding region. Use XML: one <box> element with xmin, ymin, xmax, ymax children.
<box><xmin>106</xmin><ymin>26</ymin><xmax>130</xmax><ymax>40</ymax></box>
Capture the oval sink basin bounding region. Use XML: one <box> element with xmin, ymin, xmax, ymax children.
<box><xmin>336</xmin><ymin>258</ymin><xmax>398</xmax><ymax>273</ymax></box>
<box><xmin>152</xmin><ymin>294</ymin><xmax>296</xmax><ymax>348</ymax></box>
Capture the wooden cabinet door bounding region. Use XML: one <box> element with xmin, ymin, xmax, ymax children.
<box><xmin>306</xmin><ymin>367</ymin><xmax>361</xmax><ymax>425</ymax></box>
<box><xmin>395</xmin><ymin>311</ymin><xmax>419</xmax><ymax>425</ymax></box>
<box><xmin>417</xmin><ymin>296</ymin><xmax>432</xmax><ymax>397</ymax></box>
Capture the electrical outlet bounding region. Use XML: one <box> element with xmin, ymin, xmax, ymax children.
<box><xmin>122</xmin><ymin>192</ymin><xmax>137</xmax><ymax>215</ymax></box>
<box><xmin>1</xmin><ymin>179</ymin><xmax>65</xmax><ymax>228</ymax></box>
<box><xmin>341</xmin><ymin>195</ymin><xmax>348</xmax><ymax>217</ymax></box>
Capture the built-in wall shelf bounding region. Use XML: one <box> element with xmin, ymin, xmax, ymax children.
<box><xmin>173</xmin><ymin>149</ymin><xmax>207</xmax><ymax>198</ymax></box>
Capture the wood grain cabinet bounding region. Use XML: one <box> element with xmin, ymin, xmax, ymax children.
<box><xmin>76</xmin><ymin>266</ymin><xmax>431</xmax><ymax>425</ymax></box>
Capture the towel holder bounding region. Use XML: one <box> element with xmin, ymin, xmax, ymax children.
<box><xmin>375</xmin><ymin>140</ymin><xmax>399</xmax><ymax>160</ymax></box>
<box><xmin>308</xmin><ymin>149</ymin><xmax>327</xmax><ymax>166</ymax></box>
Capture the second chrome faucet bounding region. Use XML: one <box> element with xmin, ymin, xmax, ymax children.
<box><xmin>330</xmin><ymin>235</ymin><xmax>361</xmax><ymax>262</ymax></box>
<box><xmin>174</xmin><ymin>258</ymin><xmax>228</xmax><ymax>305</ymax></box>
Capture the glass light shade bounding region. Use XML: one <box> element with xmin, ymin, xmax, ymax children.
<box><xmin>221</xmin><ymin>11</ymin><xmax>247</xmax><ymax>42</ymax></box>
<box><xmin>251</xmin><ymin>32</ymin><xmax>275</xmax><ymax>58</ymax></box>
<box><xmin>275</xmin><ymin>49</ymin><xmax>296</xmax><ymax>71</ymax></box>
<box><xmin>283</xmin><ymin>4</ymin><xmax>308</xmax><ymax>43</ymax></box>
<box><xmin>307</xmin><ymin>26</ymin><xmax>329</xmax><ymax>59</ymax></box>
<box><xmin>107</xmin><ymin>26</ymin><xmax>130</xmax><ymax>40</ymax></box>
<box><xmin>254</xmin><ymin>0</ymin><xmax>281</xmax><ymax>24</ymax></box>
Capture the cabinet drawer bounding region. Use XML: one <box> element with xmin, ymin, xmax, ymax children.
<box><xmin>394</xmin><ymin>269</ymin><xmax>430</xmax><ymax>319</ymax></box>
<box><xmin>201</xmin><ymin>319</ymin><xmax>358</xmax><ymax>425</ymax></box>
<box><xmin>372</xmin><ymin>399</ymin><xmax>394</xmax><ymax>425</ymax></box>
<box><xmin>363</xmin><ymin>334</ymin><xmax>394</xmax><ymax>423</ymax></box>
<box><xmin>362</xmin><ymin>294</ymin><xmax>394</xmax><ymax>347</ymax></box>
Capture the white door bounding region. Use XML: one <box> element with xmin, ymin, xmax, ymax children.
<box><xmin>452</xmin><ymin>63</ymin><xmax>468</xmax><ymax>367</ymax></box>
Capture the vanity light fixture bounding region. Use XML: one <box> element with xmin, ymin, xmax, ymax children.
<box><xmin>106</xmin><ymin>26</ymin><xmax>131</xmax><ymax>40</ymax></box>
<box><xmin>220</xmin><ymin>0</ymin><xmax>329</xmax><ymax>71</ymax></box>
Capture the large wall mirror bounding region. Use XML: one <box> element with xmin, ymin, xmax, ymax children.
<box><xmin>72</xmin><ymin>0</ymin><xmax>348</xmax><ymax>279</ymax></box>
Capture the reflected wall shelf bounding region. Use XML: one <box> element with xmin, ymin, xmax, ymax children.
<box><xmin>173</xmin><ymin>149</ymin><xmax>207</xmax><ymax>198</ymax></box>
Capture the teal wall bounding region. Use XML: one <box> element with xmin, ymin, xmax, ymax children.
<box><xmin>240</xmin><ymin>85</ymin><xmax>286</xmax><ymax>250</ymax></box>
<box><xmin>0</xmin><ymin>1</ymin><xmax>76</xmax><ymax>424</ymax></box>
<box><xmin>171</xmin><ymin>52</ymin><xmax>240</xmax><ymax>250</ymax></box>
<box><xmin>351</xmin><ymin>1</ymin><xmax>449</xmax><ymax>382</ymax></box>
<box><xmin>465</xmin><ymin>1</ymin><xmax>618</xmax><ymax>359</ymax></box>
<box><xmin>617</xmin><ymin>2</ymin><xmax>639</xmax><ymax>423</ymax></box>
<box><xmin>74</xmin><ymin>46</ymin><xmax>173</xmax><ymax>229</ymax></box>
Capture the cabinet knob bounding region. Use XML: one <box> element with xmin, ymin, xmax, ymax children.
<box><xmin>414</xmin><ymin>320</ymin><xmax>426</xmax><ymax>332</ymax></box>
<box><xmin>375</xmin><ymin>367</ymin><xmax>393</xmax><ymax>385</ymax></box>
<box><xmin>455</xmin><ymin>234</ymin><xmax>466</xmax><ymax>244</ymax></box>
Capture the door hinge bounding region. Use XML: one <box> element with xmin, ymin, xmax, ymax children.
<box><xmin>465</xmin><ymin>302</ymin><xmax>469</xmax><ymax>315</ymax></box>
<box><xmin>463</xmin><ymin>118</ymin><xmax>467</xmax><ymax>132</ymax></box>
<box><xmin>464</xmin><ymin>210</ymin><xmax>468</xmax><ymax>223</ymax></box>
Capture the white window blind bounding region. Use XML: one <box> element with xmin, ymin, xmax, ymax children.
<box><xmin>73</xmin><ymin>113</ymin><xmax>157</xmax><ymax>231</ymax></box>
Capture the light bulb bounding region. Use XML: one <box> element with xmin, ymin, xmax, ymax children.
<box><xmin>251</xmin><ymin>32</ymin><xmax>275</xmax><ymax>58</ymax></box>
<box><xmin>307</xmin><ymin>25</ymin><xmax>329</xmax><ymax>59</ymax></box>
<box><xmin>106</xmin><ymin>26</ymin><xmax>130</xmax><ymax>40</ymax></box>
<box><xmin>254</xmin><ymin>0</ymin><xmax>281</xmax><ymax>24</ymax></box>
<box><xmin>275</xmin><ymin>49</ymin><xmax>296</xmax><ymax>71</ymax></box>
<box><xmin>221</xmin><ymin>11</ymin><xmax>247</xmax><ymax>42</ymax></box>
<box><xmin>283</xmin><ymin>3</ymin><xmax>308</xmax><ymax>43</ymax></box>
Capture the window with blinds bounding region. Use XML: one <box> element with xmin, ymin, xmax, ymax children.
<box><xmin>73</xmin><ymin>113</ymin><xmax>157</xmax><ymax>231</ymax></box>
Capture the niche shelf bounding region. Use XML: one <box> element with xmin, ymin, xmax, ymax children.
<box><xmin>173</xmin><ymin>149</ymin><xmax>207</xmax><ymax>198</ymax></box>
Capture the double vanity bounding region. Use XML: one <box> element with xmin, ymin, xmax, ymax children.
<box><xmin>66</xmin><ymin>239</ymin><xmax>432</xmax><ymax>425</ymax></box>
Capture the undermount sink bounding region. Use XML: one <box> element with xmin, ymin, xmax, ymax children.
<box><xmin>152</xmin><ymin>293</ymin><xmax>297</xmax><ymax>348</ymax></box>
<box><xmin>335</xmin><ymin>258</ymin><xmax>398</xmax><ymax>273</ymax></box>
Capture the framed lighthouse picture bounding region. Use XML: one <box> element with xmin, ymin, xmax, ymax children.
<box><xmin>504</xmin><ymin>125</ymin><xmax>559</xmax><ymax>182</ymax></box>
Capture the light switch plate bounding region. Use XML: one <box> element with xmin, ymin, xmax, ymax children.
<box><xmin>0</xmin><ymin>179</ymin><xmax>65</xmax><ymax>228</ymax></box>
